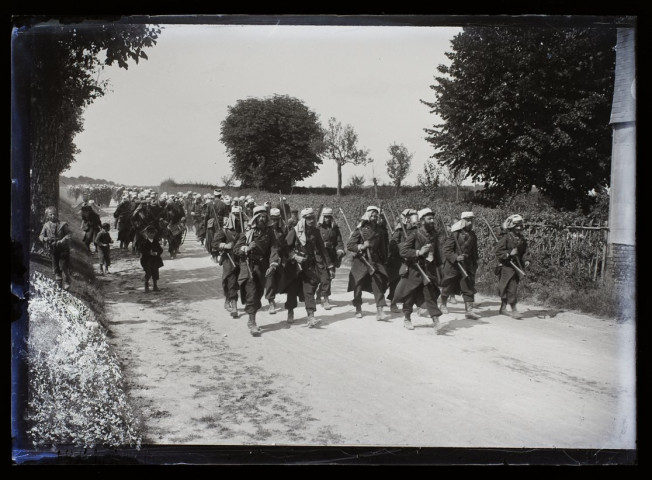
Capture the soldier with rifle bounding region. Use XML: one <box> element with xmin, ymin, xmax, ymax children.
<box><xmin>393</xmin><ymin>208</ymin><xmax>444</xmax><ymax>331</ymax></box>
<box><xmin>441</xmin><ymin>211</ymin><xmax>481</xmax><ymax>319</ymax></box>
<box><xmin>315</xmin><ymin>207</ymin><xmax>346</xmax><ymax>310</ymax></box>
<box><xmin>494</xmin><ymin>214</ymin><xmax>530</xmax><ymax>319</ymax></box>
<box><xmin>203</xmin><ymin>189</ymin><xmax>229</xmax><ymax>255</ymax></box>
<box><xmin>283</xmin><ymin>207</ymin><xmax>334</xmax><ymax>327</ymax></box>
<box><xmin>212</xmin><ymin>205</ymin><xmax>245</xmax><ymax>318</ymax></box>
<box><xmin>346</xmin><ymin>205</ymin><xmax>390</xmax><ymax>321</ymax></box>
<box><xmin>234</xmin><ymin>205</ymin><xmax>281</xmax><ymax>336</ymax></box>
<box><xmin>386</xmin><ymin>208</ymin><xmax>418</xmax><ymax>313</ymax></box>
<box><xmin>264</xmin><ymin>207</ymin><xmax>292</xmax><ymax>315</ymax></box>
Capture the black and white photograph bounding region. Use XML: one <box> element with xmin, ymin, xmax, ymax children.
<box><xmin>10</xmin><ymin>14</ymin><xmax>638</xmax><ymax>466</ymax></box>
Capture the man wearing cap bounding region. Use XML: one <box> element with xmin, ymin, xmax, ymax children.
<box><xmin>441</xmin><ymin>212</ymin><xmax>481</xmax><ymax>319</ymax></box>
<box><xmin>495</xmin><ymin>214</ymin><xmax>530</xmax><ymax>319</ymax></box>
<box><xmin>393</xmin><ymin>208</ymin><xmax>444</xmax><ymax>331</ymax></box>
<box><xmin>387</xmin><ymin>209</ymin><xmax>418</xmax><ymax>313</ymax></box>
<box><xmin>346</xmin><ymin>206</ymin><xmax>390</xmax><ymax>320</ymax></box>
<box><xmin>234</xmin><ymin>205</ymin><xmax>281</xmax><ymax>336</ymax></box>
<box><xmin>284</xmin><ymin>207</ymin><xmax>334</xmax><ymax>327</ymax></box>
<box><xmin>212</xmin><ymin>205</ymin><xmax>245</xmax><ymax>318</ymax></box>
<box><xmin>264</xmin><ymin>208</ymin><xmax>292</xmax><ymax>315</ymax></box>
<box><xmin>316</xmin><ymin>207</ymin><xmax>345</xmax><ymax>310</ymax></box>
<box><xmin>203</xmin><ymin>189</ymin><xmax>228</xmax><ymax>255</ymax></box>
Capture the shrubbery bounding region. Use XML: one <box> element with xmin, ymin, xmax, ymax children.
<box><xmin>25</xmin><ymin>272</ymin><xmax>142</xmax><ymax>449</ymax></box>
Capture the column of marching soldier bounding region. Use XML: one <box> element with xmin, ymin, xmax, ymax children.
<box><xmin>102</xmin><ymin>187</ymin><xmax>530</xmax><ymax>336</ymax></box>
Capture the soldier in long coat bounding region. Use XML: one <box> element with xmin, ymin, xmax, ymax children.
<box><xmin>164</xmin><ymin>197</ymin><xmax>186</xmax><ymax>259</ymax></box>
<box><xmin>264</xmin><ymin>208</ymin><xmax>292</xmax><ymax>315</ymax></box>
<box><xmin>386</xmin><ymin>209</ymin><xmax>418</xmax><ymax>313</ymax></box>
<box><xmin>212</xmin><ymin>205</ymin><xmax>244</xmax><ymax>318</ymax></box>
<box><xmin>203</xmin><ymin>190</ymin><xmax>229</xmax><ymax>254</ymax></box>
<box><xmin>315</xmin><ymin>207</ymin><xmax>345</xmax><ymax>310</ymax></box>
<box><xmin>346</xmin><ymin>206</ymin><xmax>390</xmax><ymax>321</ymax></box>
<box><xmin>440</xmin><ymin>211</ymin><xmax>481</xmax><ymax>319</ymax></box>
<box><xmin>80</xmin><ymin>198</ymin><xmax>101</xmax><ymax>252</ymax></box>
<box><xmin>495</xmin><ymin>214</ymin><xmax>530</xmax><ymax>319</ymax></box>
<box><xmin>234</xmin><ymin>205</ymin><xmax>280</xmax><ymax>336</ymax></box>
<box><xmin>393</xmin><ymin>208</ymin><xmax>444</xmax><ymax>331</ymax></box>
<box><xmin>283</xmin><ymin>208</ymin><xmax>334</xmax><ymax>327</ymax></box>
<box><xmin>113</xmin><ymin>195</ymin><xmax>133</xmax><ymax>249</ymax></box>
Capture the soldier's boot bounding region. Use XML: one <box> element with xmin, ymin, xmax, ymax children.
<box><xmin>439</xmin><ymin>295</ymin><xmax>449</xmax><ymax>315</ymax></box>
<box><xmin>286</xmin><ymin>309</ymin><xmax>294</xmax><ymax>325</ymax></box>
<box><xmin>322</xmin><ymin>296</ymin><xmax>332</xmax><ymax>310</ymax></box>
<box><xmin>307</xmin><ymin>311</ymin><xmax>318</xmax><ymax>328</ymax></box>
<box><xmin>499</xmin><ymin>300</ymin><xmax>508</xmax><ymax>316</ymax></box>
<box><xmin>144</xmin><ymin>280</ymin><xmax>150</xmax><ymax>293</ymax></box>
<box><xmin>99</xmin><ymin>264</ymin><xmax>104</xmax><ymax>275</ymax></box>
<box><xmin>431</xmin><ymin>315</ymin><xmax>442</xmax><ymax>333</ymax></box>
<box><xmin>247</xmin><ymin>314</ymin><xmax>261</xmax><ymax>336</ymax></box>
<box><xmin>376</xmin><ymin>306</ymin><xmax>387</xmax><ymax>321</ymax></box>
<box><xmin>418</xmin><ymin>307</ymin><xmax>428</xmax><ymax>317</ymax></box>
<box><xmin>231</xmin><ymin>301</ymin><xmax>239</xmax><ymax>318</ymax></box>
<box><xmin>403</xmin><ymin>312</ymin><xmax>415</xmax><ymax>330</ymax></box>
<box><xmin>509</xmin><ymin>303</ymin><xmax>524</xmax><ymax>319</ymax></box>
<box><xmin>390</xmin><ymin>302</ymin><xmax>401</xmax><ymax>314</ymax></box>
<box><xmin>449</xmin><ymin>295</ymin><xmax>458</xmax><ymax>304</ymax></box>
<box><xmin>224</xmin><ymin>298</ymin><xmax>232</xmax><ymax>312</ymax></box>
<box><xmin>355</xmin><ymin>306</ymin><xmax>363</xmax><ymax>318</ymax></box>
<box><xmin>152</xmin><ymin>280</ymin><xmax>160</xmax><ymax>292</ymax></box>
<box><xmin>316</xmin><ymin>294</ymin><xmax>322</xmax><ymax>305</ymax></box>
<box><xmin>465</xmin><ymin>302</ymin><xmax>481</xmax><ymax>320</ymax></box>
<box><xmin>268</xmin><ymin>299</ymin><xmax>277</xmax><ymax>314</ymax></box>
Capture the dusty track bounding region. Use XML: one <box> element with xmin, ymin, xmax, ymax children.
<box><xmin>96</xmin><ymin>205</ymin><xmax>636</xmax><ymax>449</ymax></box>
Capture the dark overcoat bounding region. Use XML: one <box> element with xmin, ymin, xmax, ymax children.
<box><xmin>392</xmin><ymin>226</ymin><xmax>442</xmax><ymax>303</ymax></box>
<box><xmin>495</xmin><ymin>231</ymin><xmax>528</xmax><ymax>297</ymax></box>
<box><xmin>346</xmin><ymin>222</ymin><xmax>389</xmax><ymax>293</ymax></box>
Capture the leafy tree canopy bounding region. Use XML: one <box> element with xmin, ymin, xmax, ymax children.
<box><xmin>220</xmin><ymin>94</ymin><xmax>324</xmax><ymax>193</ymax></box>
<box><xmin>422</xmin><ymin>25</ymin><xmax>616</xmax><ymax>211</ymax></box>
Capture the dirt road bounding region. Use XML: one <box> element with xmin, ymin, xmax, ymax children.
<box><xmin>97</xmin><ymin>206</ymin><xmax>636</xmax><ymax>450</ymax></box>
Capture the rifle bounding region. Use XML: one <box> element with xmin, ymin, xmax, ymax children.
<box><xmin>238</xmin><ymin>208</ymin><xmax>253</xmax><ymax>278</ymax></box>
<box><xmin>398</xmin><ymin>220</ymin><xmax>433</xmax><ymax>286</ymax></box>
<box><xmin>339</xmin><ymin>207</ymin><xmax>376</xmax><ymax>275</ymax></box>
<box><xmin>451</xmin><ymin>231</ymin><xmax>470</xmax><ymax>280</ymax></box>
<box><xmin>479</xmin><ymin>215</ymin><xmax>526</xmax><ymax>278</ymax></box>
<box><xmin>221</xmin><ymin>222</ymin><xmax>236</xmax><ymax>268</ymax></box>
<box><xmin>279</xmin><ymin>191</ymin><xmax>288</xmax><ymax>226</ymax></box>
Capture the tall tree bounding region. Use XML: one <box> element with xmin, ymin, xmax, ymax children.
<box><xmin>16</xmin><ymin>19</ymin><xmax>161</xmax><ymax>243</ymax></box>
<box><xmin>220</xmin><ymin>95</ymin><xmax>324</xmax><ymax>192</ymax></box>
<box><xmin>421</xmin><ymin>25</ymin><xmax>616</xmax><ymax>210</ymax></box>
<box><xmin>386</xmin><ymin>142</ymin><xmax>413</xmax><ymax>195</ymax></box>
<box><xmin>323</xmin><ymin>117</ymin><xmax>371</xmax><ymax>196</ymax></box>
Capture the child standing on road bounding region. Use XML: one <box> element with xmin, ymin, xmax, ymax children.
<box><xmin>139</xmin><ymin>225</ymin><xmax>164</xmax><ymax>292</ymax></box>
<box><xmin>95</xmin><ymin>222</ymin><xmax>113</xmax><ymax>275</ymax></box>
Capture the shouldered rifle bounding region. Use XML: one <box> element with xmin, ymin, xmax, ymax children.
<box><xmin>279</xmin><ymin>191</ymin><xmax>288</xmax><ymax>226</ymax></box>
<box><xmin>400</xmin><ymin>216</ymin><xmax>433</xmax><ymax>286</ymax></box>
<box><xmin>222</xmin><ymin>223</ymin><xmax>236</xmax><ymax>268</ymax></box>
<box><xmin>479</xmin><ymin>215</ymin><xmax>526</xmax><ymax>278</ymax></box>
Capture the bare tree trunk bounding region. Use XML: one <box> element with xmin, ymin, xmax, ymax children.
<box><xmin>337</xmin><ymin>162</ymin><xmax>342</xmax><ymax>197</ymax></box>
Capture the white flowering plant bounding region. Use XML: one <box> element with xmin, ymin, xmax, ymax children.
<box><xmin>25</xmin><ymin>271</ymin><xmax>142</xmax><ymax>449</ymax></box>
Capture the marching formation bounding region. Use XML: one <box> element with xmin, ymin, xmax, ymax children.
<box><xmin>38</xmin><ymin>188</ymin><xmax>530</xmax><ymax>337</ymax></box>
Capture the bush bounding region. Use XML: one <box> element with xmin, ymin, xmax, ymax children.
<box><xmin>25</xmin><ymin>272</ymin><xmax>143</xmax><ymax>449</ymax></box>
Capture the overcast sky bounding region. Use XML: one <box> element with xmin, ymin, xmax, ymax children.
<box><xmin>65</xmin><ymin>22</ymin><xmax>463</xmax><ymax>187</ymax></box>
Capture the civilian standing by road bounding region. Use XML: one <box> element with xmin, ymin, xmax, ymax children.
<box><xmin>38</xmin><ymin>206</ymin><xmax>72</xmax><ymax>290</ymax></box>
<box><xmin>94</xmin><ymin>222</ymin><xmax>114</xmax><ymax>275</ymax></box>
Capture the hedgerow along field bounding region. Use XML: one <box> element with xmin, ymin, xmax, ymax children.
<box><xmin>63</xmin><ymin>180</ymin><xmax>628</xmax><ymax>320</ymax></box>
